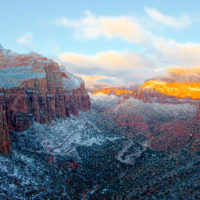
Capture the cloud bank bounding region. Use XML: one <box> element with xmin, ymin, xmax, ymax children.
<box><xmin>54</xmin><ymin>10</ymin><xmax>200</xmax><ymax>87</ymax></box>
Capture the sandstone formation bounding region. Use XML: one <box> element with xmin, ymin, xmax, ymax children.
<box><xmin>0</xmin><ymin>95</ymin><xmax>10</xmax><ymax>154</ymax></box>
<box><xmin>0</xmin><ymin>46</ymin><xmax>90</xmax><ymax>154</ymax></box>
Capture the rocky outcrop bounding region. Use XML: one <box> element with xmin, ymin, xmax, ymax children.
<box><xmin>0</xmin><ymin>46</ymin><xmax>90</xmax><ymax>154</ymax></box>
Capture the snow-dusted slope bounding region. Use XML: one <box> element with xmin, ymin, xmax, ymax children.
<box><xmin>0</xmin><ymin>66</ymin><xmax>46</xmax><ymax>89</ymax></box>
<box><xmin>0</xmin><ymin>110</ymin><xmax>140</xmax><ymax>199</ymax></box>
<box><xmin>89</xmin><ymin>92</ymin><xmax>120</xmax><ymax>111</ymax></box>
<box><xmin>16</xmin><ymin>111</ymin><xmax>120</xmax><ymax>157</ymax></box>
<box><xmin>109</xmin><ymin>97</ymin><xmax>198</xmax><ymax>123</ymax></box>
<box><xmin>60</xmin><ymin>65</ymin><xmax>84</xmax><ymax>90</ymax></box>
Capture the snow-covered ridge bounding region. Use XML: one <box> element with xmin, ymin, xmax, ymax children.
<box><xmin>0</xmin><ymin>45</ymin><xmax>84</xmax><ymax>90</ymax></box>
<box><xmin>60</xmin><ymin>65</ymin><xmax>84</xmax><ymax>90</ymax></box>
<box><xmin>110</xmin><ymin>97</ymin><xmax>198</xmax><ymax>121</ymax></box>
<box><xmin>89</xmin><ymin>92</ymin><xmax>120</xmax><ymax>111</ymax></box>
<box><xmin>15</xmin><ymin>111</ymin><xmax>120</xmax><ymax>156</ymax></box>
<box><xmin>0</xmin><ymin>66</ymin><xmax>46</xmax><ymax>89</ymax></box>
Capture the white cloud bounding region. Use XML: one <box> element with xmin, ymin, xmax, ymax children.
<box><xmin>54</xmin><ymin>18</ymin><xmax>80</xmax><ymax>28</ymax></box>
<box><xmin>144</xmin><ymin>8</ymin><xmax>190</xmax><ymax>28</ymax></box>
<box><xmin>58</xmin><ymin>50</ymin><xmax>154</xmax><ymax>71</ymax></box>
<box><xmin>58</xmin><ymin>40</ymin><xmax>200</xmax><ymax>87</ymax></box>
<box><xmin>152</xmin><ymin>38</ymin><xmax>200</xmax><ymax>67</ymax></box>
<box><xmin>54</xmin><ymin>11</ymin><xmax>145</xmax><ymax>43</ymax></box>
<box><xmin>54</xmin><ymin>11</ymin><xmax>200</xmax><ymax>86</ymax></box>
<box><xmin>58</xmin><ymin>50</ymin><xmax>158</xmax><ymax>87</ymax></box>
<box><xmin>75</xmin><ymin>74</ymin><xmax>113</xmax><ymax>88</ymax></box>
<box><xmin>53</xmin><ymin>11</ymin><xmax>198</xmax><ymax>62</ymax></box>
<box><xmin>17</xmin><ymin>33</ymin><xmax>34</xmax><ymax>46</ymax></box>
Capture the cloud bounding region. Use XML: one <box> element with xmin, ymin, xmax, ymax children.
<box><xmin>151</xmin><ymin>66</ymin><xmax>200</xmax><ymax>83</ymax></box>
<box><xmin>75</xmin><ymin>74</ymin><xmax>113</xmax><ymax>88</ymax></box>
<box><xmin>17</xmin><ymin>33</ymin><xmax>34</xmax><ymax>46</ymax></box>
<box><xmin>58</xmin><ymin>50</ymin><xmax>155</xmax><ymax>71</ymax></box>
<box><xmin>75</xmin><ymin>71</ymin><xmax>152</xmax><ymax>88</ymax></box>
<box><xmin>59</xmin><ymin>39</ymin><xmax>200</xmax><ymax>74</ymax></box>
<box><xmin>54</xmin><ymin>11</ymin><xmax>199</xmax><ymax>64</ymax></box>
<box><xmin>166</xmin><ymin>66</ymin><xmax>200</xmax><ymax>75</ymax></box>
<box><xmin>58</xmin><ymin>41</ymin><xmax>200</xmax><ymax>87</ymax></box>
<box><xmin>54</xmin><ymin>11</ymin><xmax>145</xmax><ymax>43</ymax></box>
<box><xmin>58</xmin><ymin>50</ymin><xmax>159</xmax><ymax>87</ymax></box>
<box><xmin>144</xmin><ymin>8</ymin><xmax>190</xmax><ymax>28</ymax></box>
<box><xmin>54</xmin><ymin>11</ymin><xmax>200</xmax><ymax>87</ymax></box>
<box><xmin>152</xmin><ymin>38</ymin><xmax>200</xmax><ymax>67</ymax></box>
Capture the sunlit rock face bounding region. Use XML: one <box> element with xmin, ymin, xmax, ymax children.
<box><xmin>139</xmin><ymin>69</ymin><xmax>200</xmax><ymax>121</ymax></box>
<box><xmin>140</xmin><ymin>80</ymin><xmax>200</xmax><ymax>100</ymax></box>
<box><xmin>0</xmin><ymin>46</ymin><xmax>90</xmax><ymax>154</ymax></box>
<box><xmin>140</xmin><ymin>68</ymin><xmax>200</xmax><ymax>100</ymax></box>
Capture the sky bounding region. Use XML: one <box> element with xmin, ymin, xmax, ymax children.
<box><xmin>1</xmin><ymin>0</ymin><xmax>200</xmax><ymax>88</ymax></box>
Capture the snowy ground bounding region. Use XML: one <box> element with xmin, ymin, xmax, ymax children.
<box><xmin>89</xmin><ymin>92</ymin><xmax>120</xmax><ymax>111</ymax></box>
<box><xmin>14</xmin><ymin>111</ymin><xmax>121</xmax><ymax>158</ymax></box>
<box><xmin>0</xmin><ymin>110</ymin><xmax>126</xmax><ymax>199</ymax></box>
<box><xmin>108</xmin><ymin>97</ymin><xmax>198</xmax><ymax>122</ymax></box>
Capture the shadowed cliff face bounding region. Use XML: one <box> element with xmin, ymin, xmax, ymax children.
<box><xmin>0</xmin><ymin>96</ymin><xmax>10</xmax><ymax>154</ymax></box>
<box><xmin>0</xmin><ymin>46</ymin><xmax>90</xmax><ymax>154</ymax></box>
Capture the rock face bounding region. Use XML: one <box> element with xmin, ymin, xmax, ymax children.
<box><xmin>125</xmin><ymin>88</ymin><xmax>200</xmax><ymax>105</ymax></box>
<box><xmin>0</xmin><ymin>95</ymin><xmax>10</xmax><ymax>154</ymax></box>
<box><xmin>0</xmin><ymin>46</ymin><xmax>90</xmax><ymax>154</ymax></box>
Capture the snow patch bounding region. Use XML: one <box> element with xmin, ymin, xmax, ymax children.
<box><xmin>0</xmin><ymin>66</ymin><xmax>45</xmax><ymax>88</ymax></box>
<box><xmin>60</xmin><ymin>65</ymin><xmax>83</xmax><ymax>90</ymax></box>
<box><xmin>89</xmin><ymin>92</ymin><xmax>120</xmax><ymax>110</ymax></box>
<box><xmin>110</xmin><ymin>97</ymin><xmax>198</xmax><ymax>121</ymax></box>
<box><xmin>20</xmin><ymin>112</ymin><xmax>119</xmax><ymax>156</ymax></box>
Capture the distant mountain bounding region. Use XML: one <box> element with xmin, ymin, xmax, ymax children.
<box><xmin>89</xmin><ymin>87</ymin><xmax>136</xmax><ymax>112</ymax></box>
<box><xmin>140</xmin><ymin>80</ymin><xmax>200</xmax><ymax>99</ymax></box>
<box><xmin>91</xmin><ymin>74</ymin><xmax>200</xmax><ymax>152</ymax></box>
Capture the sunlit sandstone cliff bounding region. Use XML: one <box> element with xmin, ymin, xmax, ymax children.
<box><xmin>139</xmin><ymin>69</ymin><xmax>200</xmax><ymax>119</ymax></box>
<box><xmin>140</xmin><ymin>80</ymin><xmax>200</xmax><ymax>100</ymax></box>
<box><xmin>0</xmin><ymin>45</ymin><xmax>90</xmax><ymax>154</ymax></box>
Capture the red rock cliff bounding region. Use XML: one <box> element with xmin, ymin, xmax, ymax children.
<box><xmin>0</xmin><ymin>46</ymin><xmax>90</xmax><ymax>154</ymax></box>
<box><xmin>0</xmin><ymin>94</ymin><xmax>11</xmax><ymax>154</ymax></box>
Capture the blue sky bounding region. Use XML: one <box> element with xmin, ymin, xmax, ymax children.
<box><xmin>1</xmin><ymin>0</ymin><xmax>200</xmax><ymax>87</ymax></box>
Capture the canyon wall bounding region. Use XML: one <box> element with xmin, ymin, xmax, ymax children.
<box><xmin>0</xmin><ymin>46</ymin><xmax>90</xmax><ymax>154</ymax></box>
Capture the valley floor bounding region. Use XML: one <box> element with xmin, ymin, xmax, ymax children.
<box><xmin>0</xmin><ymin>110</ymin><xmax>199</xmax><ymax>200</ymax></box>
